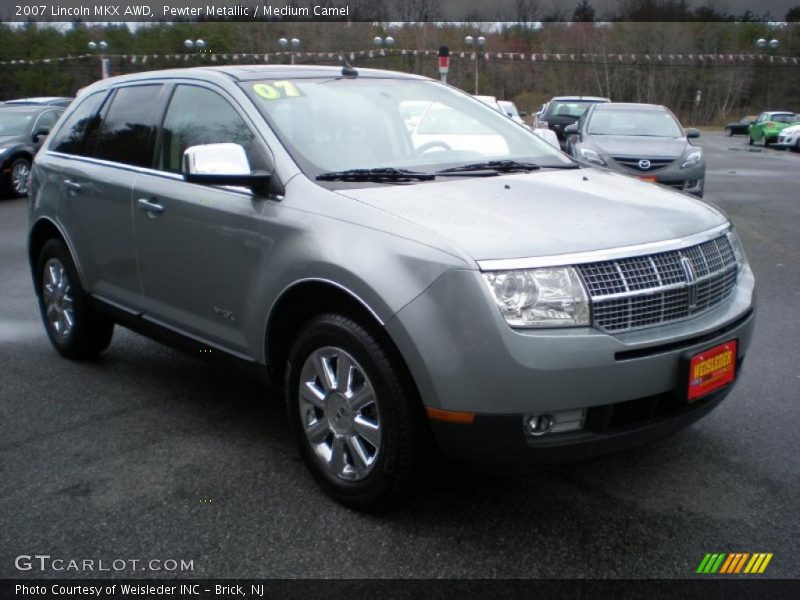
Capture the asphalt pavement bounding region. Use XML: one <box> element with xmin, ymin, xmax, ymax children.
<box><xmin>1</xmin><ymin>132</ymin><xmax>798</xmax><ymax>579</ymax></box>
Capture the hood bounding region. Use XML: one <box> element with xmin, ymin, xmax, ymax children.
<box><xmin>780</xmin><ymin>124</ymin><xmax>800</xmax><ymax>135</ymax></box>
<box><xmin>336</xmin><ymin>168</ymin><xmax>727</xmax><ymax>261</ymax></box>
<box><xmin>0</xmin><ymin>135</ymin><xmax>22</xmax><ymax>147</ymax></box>
<box><xmin>589</xmin><ymin>135</ymin><xmax>689</xmax><ymax>158</ymax></box>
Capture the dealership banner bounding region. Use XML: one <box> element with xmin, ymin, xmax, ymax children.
<box><xmin>1</xmin><ymin>50</ymin><xmax>798</xmax><ymax>68</ymax></box>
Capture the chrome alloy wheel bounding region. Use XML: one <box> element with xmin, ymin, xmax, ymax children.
<box><xmin>11</xmin><ymin>161</ymin><xmax>30</xmax><ymax>195</ymax></box>
<box><xmin>42</xmin><ymin>258</ymin><xmax>75</xmax><ymax>340</ymax></box>
<box><xmin>298</xmin><ymin>347</ymin><xmax>382</xmax><ymax>481</ymax></box>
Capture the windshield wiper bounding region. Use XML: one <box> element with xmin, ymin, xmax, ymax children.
<box><xmin>436</xmin><ymin>160</ymin><xmax>542</xmax><ymax>175</ymax></box>
<box><xmin>316</xmin><ymin>168</ymin><xmax>435</xmax><ymax>182</ymax></box>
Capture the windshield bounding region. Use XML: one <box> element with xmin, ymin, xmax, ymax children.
<box><xmin>548</xmin><ymin>101</ymin><xmax>597</xmax><ymax>119</ymax></box>
<box><xmin>0</xmin><ymin>111</ymin><xmax>34</xmax><ymax>136</ymax></box>
<box><xmin>587</xmin><ymin>109</ymin><xmax>684</xmax><ymax>137</ymax></box>
<box><xmin>242</xmin><ymin>77</ymin><xmax>569</xmax><ymax>178</ymax></box>
<box><xmin>770</xmin><ymin>114</ymin><xmax>796</xmax><ymax>123</ymax></box>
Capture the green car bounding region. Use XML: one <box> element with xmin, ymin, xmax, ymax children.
<box><xmin>749</xmin><ymin>111</ymin><xmax>799</xmax><ymax>147</ymax></box>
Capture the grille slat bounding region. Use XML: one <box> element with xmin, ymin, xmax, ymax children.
<box><xmin>577</xmin><ymin>236</ymin><xmax>738</xmax><ymax>333</ymax></box>
<box><xmin>612</xmin><ymin>156</ymin><xmax>675</xmax><ymax>171</ymax></box>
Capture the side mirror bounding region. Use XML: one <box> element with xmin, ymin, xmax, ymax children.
<box><xmin>686</xmin><ymin>128</ymin><xmax>700</xmax><ymax>139</ymax></box>
<box><xmin>182</xmin><ymin>143</ymin><xmax>279</xmax><ymax>198</ymax></box>
<box><xmin>32</xmin><ymin>128</ymin><xmax>50</xmax><ymax>143</ymax></box>
<box><xmin>564</xmin><ymin>123</ymin><xmax>579</xmax><ymax>135</ymax></box>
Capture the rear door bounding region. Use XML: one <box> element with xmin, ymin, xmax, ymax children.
<box><xmin>50</xmin><ymin>84</ymin><xmax>166</xmax><ymax>309</ymax></box>
<box><xmin>131</xmin><ymin>82</ymin><xmax>277</xmax><ymax>356</ymax></box>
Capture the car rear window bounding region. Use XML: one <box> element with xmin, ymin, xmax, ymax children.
<box><xmin>91</xmin><ymin>85</ymin><xmax>164</xmax><ymax>168</ymax></box>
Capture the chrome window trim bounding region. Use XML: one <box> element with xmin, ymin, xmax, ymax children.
<box><xmin>477</xmin><ymin>223</ymin><xmax>731</xmax><ymax>271</ymax></box>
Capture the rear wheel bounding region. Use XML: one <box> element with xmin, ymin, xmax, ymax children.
<box><xmin>36</xmin><ymin>239</ymin><xmax>114</xmax><ymax>359</ymax></box>
<box><xmin>726</xmin><ymin>127</ymin><xmax>733</xmax><ymax>137</ymax></box>
<box><xmin>748</xmin><ymin>134</ymin><xmax>754</xmax><ymax>146</ymax></box>
<box><xmin>285</xmin><ymin>313</ymin><xmax>427</xmax><ymax>511</ymax></box>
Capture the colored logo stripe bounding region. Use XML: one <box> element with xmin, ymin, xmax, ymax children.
<box><xmin>697</xmin><ymin>552</ymin><xmax>773</xmax><ymax>574</ymax></box>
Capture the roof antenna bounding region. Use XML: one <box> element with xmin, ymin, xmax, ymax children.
<box><xmin>339</xmin><ymin>51</ymin><xmax>358</xmax><ymax>78</ymax></box>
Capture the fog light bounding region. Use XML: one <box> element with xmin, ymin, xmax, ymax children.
<box><xmin>524</xmin><ymin>409</ymin><xmax>586</xmax><ymax>437</ymax></box>
<box><xmin>526</xmin><ymin>414</ymin><xmax>553</xmax><ymax>436</ymax></box>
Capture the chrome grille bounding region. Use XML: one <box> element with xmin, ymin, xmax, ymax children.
<box><xmin>576</xmin><ymin>236</ymin><xmax>738</xmax><ymax>333</ymax></box>
<box><xmin>612</xmin><ymin>157</ymin><xmax>675</xmax><ymax>171</ymax></box>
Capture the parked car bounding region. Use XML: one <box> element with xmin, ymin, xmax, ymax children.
<box><xmin>535</xmin><ymin>96</ymin><xmax>610</xmax><ymax>146</ymax></box>
<box><xmin>748</xmin><ymin>111</ymin><xmax>798</xmax><ymax>147</ymax></box>
<box><xmin>774</xmin><ymin>123</ymin><xmax>800</xmax><ymax>151</ymax></box>
<box><xmin>565</xmin><ymin>102</ymin><xmax>706</xmax><ymax>197</ymax></box>
<box><xmin>5</xmin><ymin>97</ymin><xmax>73</xmax><ymax>107</ymax></box>
<box><xmin>497</xmin><ymin>100</ymin><xmax>527</xmax><ymax>126</ymax></box>
<box><xmin>724</xmin><ymin>115</ymin><xmax>757</xmax><ymax>136</ymax></box>
<box><xmin>0</xmin><ymin>104</ymin><xmax>64</xmax><ymax>197</ymax></box>
<box><xmin>29</xmin><ymin>66</ymin><xmax>754</xmax><ymax>510</ymax></box>
<box><xmin>473</xmin><ymin>94</ymin><xmax>503</xmax><ymax>111</ymax></box>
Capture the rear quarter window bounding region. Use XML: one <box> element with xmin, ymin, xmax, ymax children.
<box><xmin>48</xmin><ymin>91</ymin><xmax>107</xmax><ymax>155</ymax></box>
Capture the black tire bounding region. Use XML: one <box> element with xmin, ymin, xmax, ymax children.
<box><xmin>748</xmin><ymin>135</ymin><xmax>754</xmax><ymax>146</ymax></box>
<box><xmin>6</xmin><ymin>156</ymin><xmax>31</xmax><ymax>198</ymax></box>
<box><xmin>762</xmin><ymin>134</ymin><xmax>770</xmax><ymax>148</ymax></box>
<box><xmin>36</xmin><ymin>238</ymin><xmax>114</xmax><ymax>359</ymax></box>
<box><xmin>285</xmin><ymin>313</ymin><xmax>427</xmax><ymax>511</ymax></box>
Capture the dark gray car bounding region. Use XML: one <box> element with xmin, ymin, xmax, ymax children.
<box><xmin>28</xmin><ymin>67</ymin><xmax>754</xmax><ymax>510</ymax></box>
<box><xmin>0</xmin><ymin>105</ymin><xmax>63</xmax><ymax>197</ymax></box>
<box><xmin>565</xmin><ymin>103</ymin><xmax>706</xmax><ymax>197</ymax></box>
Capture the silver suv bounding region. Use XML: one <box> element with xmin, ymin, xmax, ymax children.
<box><xmin>28</xmin><ymin>66</ymin><xmax>755</xmax><ymax>510</ymax></box>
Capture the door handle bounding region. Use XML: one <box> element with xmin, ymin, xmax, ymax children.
<box><xmin>137</xmin><ymin>198</ymin><xmax>165</xmax><ymax>215</ymax></box>
<box><xmin>64</xmin><ymin>179</ymin><xmax>82</xmax><ymax>192</ymax></box>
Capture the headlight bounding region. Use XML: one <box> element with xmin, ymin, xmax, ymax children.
<box><xmin>681</xmin><ymin>149</ymin><xmax>703</xmax><ymax>168</ymax></box>
<box><xmin>726</xmin><ymin>226</ymin><xmax>748</xmax><ymax>271</ymax></box>
<box><xmin>482</xmin><ymin>267</ymin><xmax>590</xmax><ymax>328</ymax></box>
<box><xmin>579</xmin><ymin>148</ymin><xmax>606</xmax><ymax>166</ymax></box>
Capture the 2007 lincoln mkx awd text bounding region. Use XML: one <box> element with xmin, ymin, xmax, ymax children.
<box><xmin>28</xmin><ymin>65</ymin><xmax>755</xmax><ymax>510</ymax></box>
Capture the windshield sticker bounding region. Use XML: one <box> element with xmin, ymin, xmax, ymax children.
<box><xmin>253</xmin><ymin>81</ymin><xmax>303</xmax><ymax>100</ymax></box>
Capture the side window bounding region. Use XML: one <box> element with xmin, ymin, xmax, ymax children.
<box><xmin>92</xmin><ymin>85</ymin><xmax>163</xmax><ymax>168</ymax></box>
<box><xmin>48</xmin><ymin>92</ymin><xmax>106</xmax><ymax>155</ymax></box>
<box><xmin>158</xmin><ymin>85</ymin><xmax>255</xmax><ymax>173</ymax></box>
<box><xmin>34</xmin><ymin>110</ymin><xmax>61</xmax><ymax>132</ymax></box>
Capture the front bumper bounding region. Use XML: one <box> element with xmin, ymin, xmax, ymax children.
<box><xmin>606</xmin><ymin>158</ymin><xmax>706</xmax><ymax>196</ymax></box>
<box><xmin>386</xmin><ymin>266</ymin><xmax>755</xmax><ymax>464</ymax></box>
<box><xmin>774</xmin><ymin>134</ymin><xmax>799</xmax><ymax>148</ymax></box>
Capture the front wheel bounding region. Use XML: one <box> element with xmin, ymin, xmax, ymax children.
<box><xmin>7</xmin><ymin>157</ymin><xmax>31</xmax><ymax>197</ymax></box>
<box><xmin>748</xmin><ymin>135</ymin><xmax>754</xmax><ymax>146</ymax></box>
<box><xmin>36</xmin><ymin>239</ymin><xmax>114</xmax><ymax>359</ymax></box>
<box><xmin>285</xmin><ymin>314</ymin><xmax>427</xmax><ymax>511</ymax></box>
<box><xmin>762</xmin><ymin>135</ymin><xmax>770</xmax><ymax>148</ymax></box>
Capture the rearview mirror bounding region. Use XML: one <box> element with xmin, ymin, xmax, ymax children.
<box><xmin>564</xmin><ymin>123</ymin><xmax>579</xmax><ymax>135</ymax></box>
<box><xmin>686</xmin><ymin>128</ymin><xmax>700</xmax><ymax>139</ymax></box>
<box><xmin>182</xmin><ymin>143</ymin><xmax>278</xmax><ymax>198</ymax></box>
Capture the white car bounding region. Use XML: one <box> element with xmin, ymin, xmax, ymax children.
<box><xmin>497</xmin><ymin>100</ymin><xmax>527</xmax><ymax>127</ymax></box>
<box><xmin>775</xmin><ymin>124</ymin><xmax>800</xmax><ymax>151</ymax></box>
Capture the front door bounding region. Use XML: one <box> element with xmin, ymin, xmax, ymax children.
<box><xmin>132</xmin><ymin>83</ymin><xmax>279</xmax><ymax>356</ymax></box>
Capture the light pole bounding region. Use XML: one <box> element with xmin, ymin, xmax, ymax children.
<box><xmin>87</xmin><ymin>40</ymin><xmax>109</xmax><ymax>79</ymax></box>
<box><xmin>373</xmin><ymin>35</ymin><xmax>395</xmax><ymax>51</ymax></box>
<box><xmin>184</xmin><ymin>39</ymin><xmax>207</xmax><ymax>53</ymax></box>
<box><xmin>464</xmin><ymin>35</ymin><xmax>486</xmax><ymax>95</ymax></box>
<box><xmin>279</xmin><ymin>37</ymin><xmax>301</xmax><ymax>65</ymax></box>
<box><xmin>755</xmin><ymin>38</ymin><xmax>779</xmax><ymax>107</ymax></box>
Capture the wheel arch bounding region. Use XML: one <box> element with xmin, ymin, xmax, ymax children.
<box><xmin>28</xmin><ymin>217</ymin><xmax>83</xmax><ymax>294</ymax></box>
<box><xmin>265</xmin><ymin>278</ymin><xmax>403</xmax><ymax>385</ymax></box>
